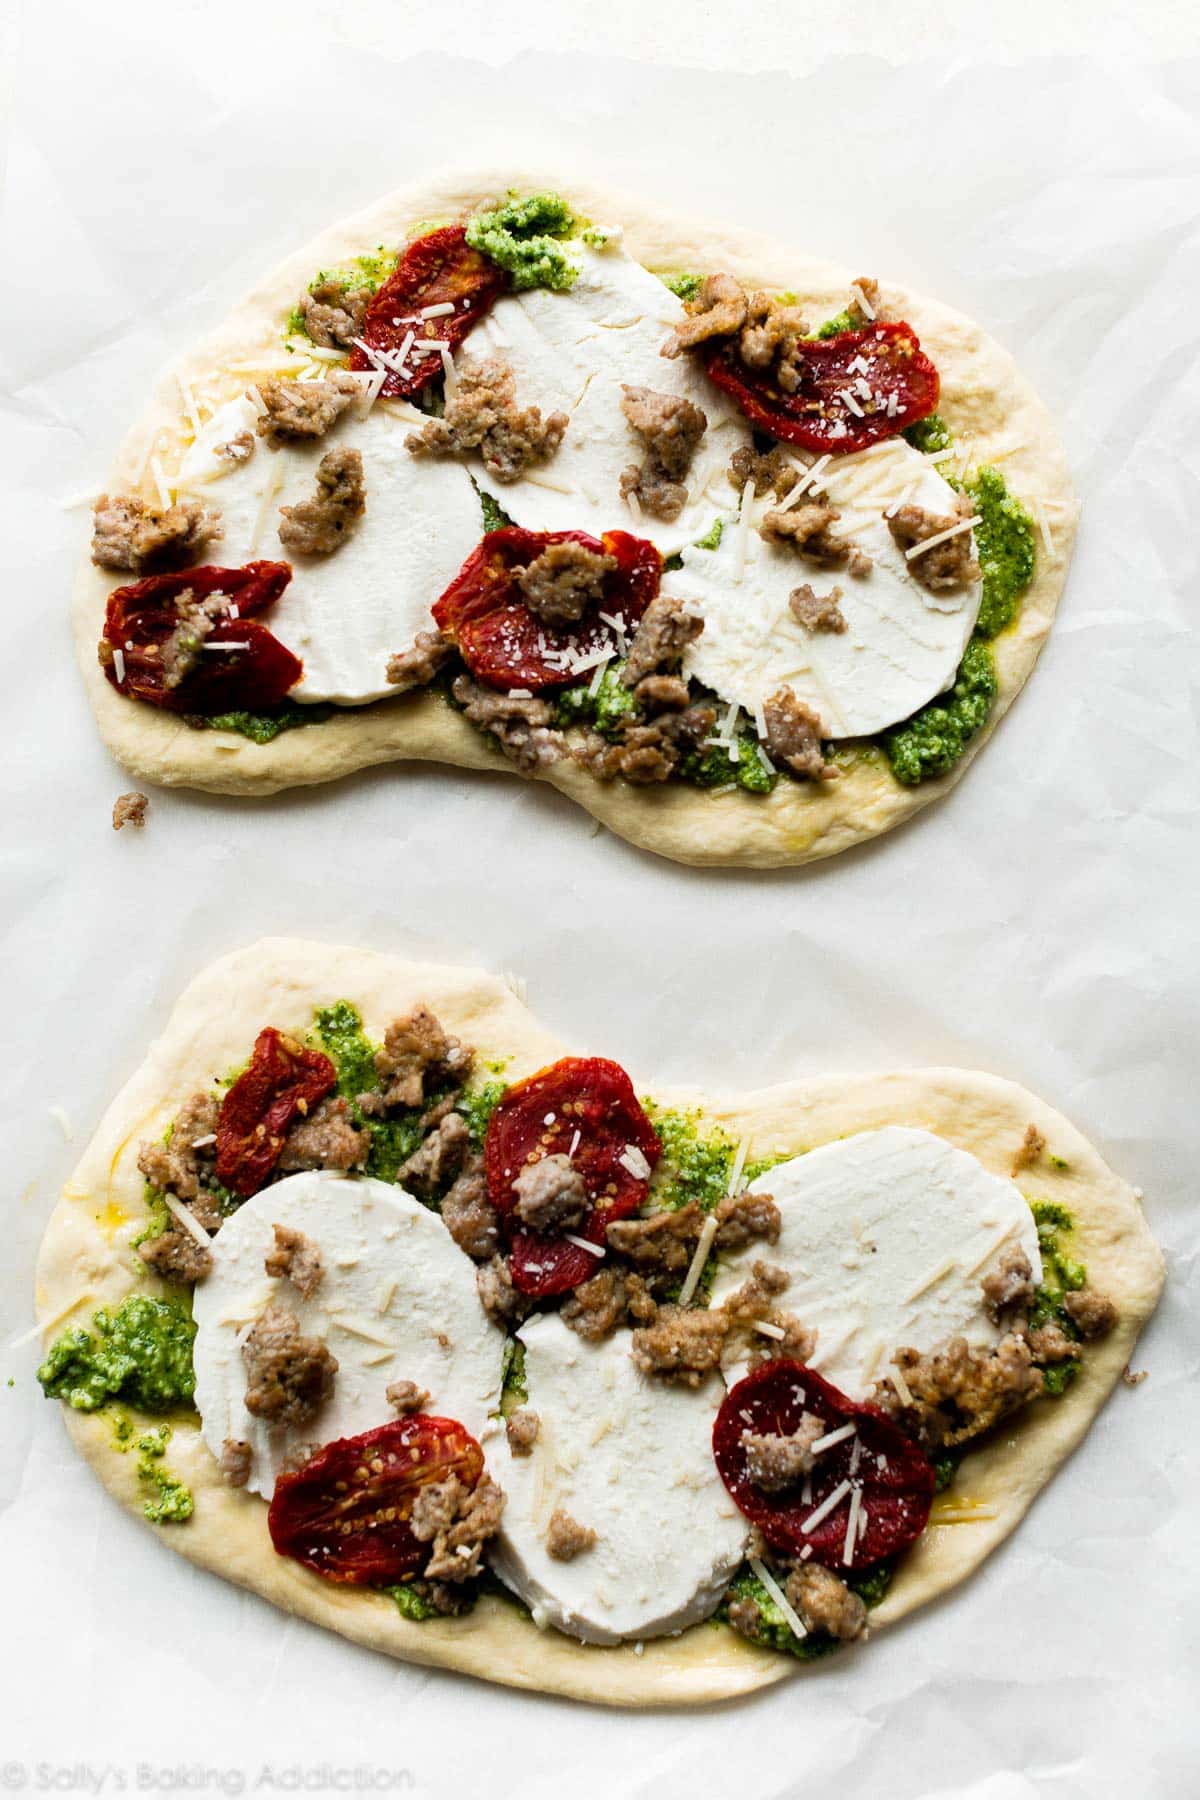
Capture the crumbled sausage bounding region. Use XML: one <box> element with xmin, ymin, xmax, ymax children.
<box><xmin>785</xmin><ymin>1562</ymin><xmax>867</xmax><ymax>1641</ymax></box>
<box><xmin>762</xmin><ymin>689</ymin><xmax>836</xmax><ymax>782</ymax></box>
<box><xmin>242</xmin><ymin>1304</ymin><xmax>338</xmax><ymax>1428</ymax></box>
<box><xmin>146</xmin><ymin>587</ymin><xmax>237</xmax><ymax>690</ymax></box>
<box><xmin>713</xmin><ymin>1191</ymin><xmax>782</xmax><ymax>1252</ymax></box>
<box><xmin>848</xmin><ymin>276</ymin><xmax>882</xmax><ymax>324</ymax></box>
<box><xmin>505</xmin><ymin>1408</ymin><xmax>540</xmax><ymax>1456</ymax></box>
<box><xmin>761</xmin><ymin>503</ymin><xmax>871</xmax><ymax>575</ymax></box>
<box><xmin>545</xmin><ymin>1508</ymin><xmax>597</xmax><ymax>1562</ymax></box>
<box><xmin>386</xmin><ymin>1378</ymin><xmax>430</xmax><ymax>1414</ymax></box>
<box><xmin>299</xmin><ymin>277</ymin><xmax>372</xmax><ymax>350</ymax></box>
<box><xmin>887</xmin><ymin>502</ymin><xmax>980</xmax><ymax>592</ymax></box>
<box><xmin>406</xmin><ymin>357</ymin><xmax>567</xmax><ymax>483</ymax></box>
<box><xmin>634</xmin><ymin>673</ymin><xmax>691</xmax><ymax>714</ymax></box>
<box><xmin>219</xmin><ymin>1438</ymin><xmax>253</xmax><ymax>1488</ymax></box>
<box><xmin>726</xmin><ymin>1595</ymin><xmax>764</xmax><ymax>1640</ymax></box>
<box><xmin>728</xmin><ymin>444</ymin><xmax>798</xmax><ymax>500</ymax></box>
<box><xmin>214</xmin><ymin>430</ymin><xmax>255</xmax><ymax>465</ymax></box>
<box><xmin>255</xmin><ymin>371</ymin><xmax>361</xmax><ymax>445</ymax></box>
<box><xmin>516</xmin><ymin>542</ymin><xmax>617</xmax><ymax>630</ymax></box>
<box><xmin>661</xmin><ymin>274</ymin><xmax>748</xmax><ymax>358</ymax></box>
<box><xmin>277</xmin><ymin>446</ymin><xmax>365</xmax><ymax>556</ymax></box>
<box><xmin>980</xmin><ymin>1245</ymin><xmax>1036</xmax><ymax>1322</ymax></box>
<box><xmin>877</xmin><ymin>1333</ymin><xmax>1043</xmax><ymax>1451</ymax></box>
<box><xmin>92</xmin><ymin>493</ymin><xmax>222</xmax><ymax>572</ymax></box>
<box><xmin>1062</xmin><ymin>1288</ymin><xmax>1118</xmax><ymax>1340</ymax></box>
<box><xmin>511</xmin><ymin>1153</ymin><xmax>589</xmax><ymax>1233</ymax></box>
<box><xmin>397</xmin><ymin>1111</ymin><xmax>472</xmax><ymax>1198</ymax></box>
<box><xmin>137</xmin><ymin>1091</ymin><xmax>222</xmax><ymax>1222</ymax></box>
<box><xmin>277</xmin><ymin>1095</ymin><xmax>370</xmax><ymax>1174</ymax></box>
<box><xmin>606</xmin><ymin>1205</ymin><xmax>703</xmax><ymax>1278</ymax></box>
<box><xmin>374</xmin><ymin>1006</ymin><xmax>473</xmax><ymax>1111</ymax></box>
<box><xmin>561</xmin><ymin>1268</ymin><xmax>633</xmax><ymax>1342</ymax></box>
<box><xmin>739</xmin><ymin>292</ymin><xmax>811</xmax><ymax>375</ymax></box>
<box><xmin>112</xmin><ymin>791</ymin><xmax>149</xmax><ymax>831</ymax></box>
<box><xmin>138</xmin><ymin>1226</ymin><xmax>213</xmax><ymax>1285</ymax></box>
<box><xmin>1122</xmin><ymin>1365</ymin><xmax>1149</xmax><ymax>1387</ymax></box>
<box><xmin>452</xmin><ymin>673</ymin><xmax>563</xmax><ymax>774</ymax></box>
<box><xmin>412</xmin><ymin>1472</ymin><xmax>505</xmax><ymax>1582</ymax></box>
<box><xmin>401</xmin><ymin>1577</ymin><xmax>475</xmax><ymax>1616</ymax></box>
<box><xmin>619</xmin><ymin>385</ymin><xmax>708</xmax><ymax>523</ymax></box>
<box><xmin>1024</xmin><ymin>1321</ymin><xmax>1077</xmax><ymax>1363</ymax></box>
<box><xmin>578</xmin><ymin>703</ymin><xmax>716</xmax><ymax>786</ymax></box>
<box><xmin>723</xmin><ymin>1261</ymin><xmax>816</xmax><ymax>1367</ymax></box>
<box><xmin>476</xmin><ymin>1255</ymin><xmax>531</xmax><ymax>1327</ymax></box>
<box><xmin>629</xmin><ymin>1305</ymin><xmax>729</xmax><ymax>1386</ymax></box>
<box><xmin>789</xmin><ymin>583</ymin><xmax>847</xmax><ymax>634</ymax></box>
<box><xmin>264</xmin><ymin>1222</ymin><xmax>325</xmax><ymax>1299</ymax></box>
<box><xmin>386</xmin><ymin>628</ymin><xmax>454</xmax><ymax>691</ymax></box>
<box><xmin>621</xmin><ymin>594</ymin><xmax>704</xmax><ymax>687</ymax></box>
<box><xmin>440</xmin><ymin>1160</ymin><xmax>501</xmax><ymax>1262</ymax></box>
<box><xmin>741</xmin><ymin>1412</ymin><xmax>825</xmax><ymax>1492</ymax></box>
<box><xmin>1011</xmin><ymin>1123</ymin><xmax>1046</xmax><ymax>1175</ymax></box>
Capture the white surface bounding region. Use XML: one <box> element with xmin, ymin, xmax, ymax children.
<box><xmin>672</xmin><ymin>439</ymin><xmax>982</xmax><ymax>736</ymax></box>
<box><xmin>2</xmin><ymin>5</ymin><xmax>1199</xmax><ymax>1797</ymax></box>
<box><xmin>490</xmin><ymin>1312</ymin><xmax>746</xmax><ymax>1643</ymax></box>
<box><xmin>191</xmin><ymin>1172</ymin><xmax>504</xmax><ymax>1496</ymax></box>
<box><xmin>472</xmin><ymin>238</ymin><xmax>745</xmax><ymax>555</ymax></box>
<box><xmin>178</xmin><ymin>395</ymin><xmax>482</xmax><ymax>704</ymax></box>
<box><xmin>709</xmin><ymin>1128</ymin><xmax>1043</xmax><ymax>1398</ymax></box>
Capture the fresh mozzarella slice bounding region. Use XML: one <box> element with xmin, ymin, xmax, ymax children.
<box><xmin>469</xmin><ymin>241</ymin><xmax>746</xmax><ymax>556</ymax></box>
<box><xmin>175</xmin><ymin>393</ymin><xmax>481</xmax><ymax>704</ymax></box>
<box><xmin>192</xmin><ymin>1170</ymin><xmax>503</xmax><ymax>1498</ymax></box>
<box><xmin>707</xmin><ymin>1127</ymin><xmax>1042</xmax><ymax>1401</ymax></box>
<box><xmin>489</xmin><ymin>1313</ymin><xmax>746</xmax><ymax>1644</ymax></box>
<box><xmin>666</xmin><ymin>438</ymin><xmax>983</xmax><ymax>737</ymax></box>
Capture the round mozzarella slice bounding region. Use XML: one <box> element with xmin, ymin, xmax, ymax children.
<box><xmin>489</xmin><ymin>1313</ymin><xmax>746</xmax><ymax>1645</ymax></box>
<box><xmin>668</xmin><ymin>438</ymin><xmax>983</xmax><ymax>737</ymax></box>
<box><xmin>469</xmin><ymin>240</ymin><xmax>745</xmax><ymax>556</ymax></box>
<box><xmin>192</xmin><ymin>1170</ymin><xmax>503</xmax><ymax>1498</ymax></box>
<box><xmin>708</xmin><ymin>1127</ymin><xmax>1041</xmax><ymax>1401</ymax></box>
<box><xmin>176</xmin><ymin>394</ymin><xmax>482</xmax><ymax>704</ymax></box>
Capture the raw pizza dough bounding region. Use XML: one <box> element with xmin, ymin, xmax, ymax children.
<box><xmin>35</xmin><ymin>940</ymin><xmax>1162</xmax><ymax>1707</ymax></box>
<box><xmin>74</xmin><ymin>169</ymin><xmax>1078</xmax><ymax>868</ymax></box>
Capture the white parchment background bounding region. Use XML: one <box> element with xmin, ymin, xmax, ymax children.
<box><xmin>1</xmin><ymin>4</ymin><xmax>1198</xmax><ymax>1796</ymax></box>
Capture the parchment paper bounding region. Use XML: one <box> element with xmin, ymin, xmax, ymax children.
<box><xmin>1</xmin><ymin>10</ymin><xmax>1197</xmax><ymax>1798</ymax></box>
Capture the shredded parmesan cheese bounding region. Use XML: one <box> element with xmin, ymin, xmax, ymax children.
<box><xmin>801</xmin><ymin>1478</ymin><xmax>853</xmax><ymax>1534</ymax></box>
<box><xmin>565</xmin><ymin>1234</ymin><xmax>606</xmax><ymax>1258</ymax></box>
<box><xmin>810</xmin><ymin>1421</ymin><xmax>856</xmax><ymax>1457</ymax></box>
<box><xmin>752</xmin><ymin>1319</ymin><xmax>787</xmax><ymax>1342</ymax></box>
<box><xmin>749</xmin><ymin>1556</ymin><xmax>808</xmax><ymax>1640</ymax></box>
<box><xmin>677</xmin><ymin>1213</ymin><xmax>719</xmax><ymax>1308</ymax></box>
<box><xmin>888</xmin><ymin>1361</ymin><xmax>915</xmax><ymax>1408</ymax></box>
<box><xmin>905</xmin><ymin>515</ymin><xmax>982</xmax><ymax>561</ymax></box>
<box><xmin>842</xmin><ymin>1484</ymin><xmax>863</xmax><ymax>1564</ymax></box>
<box><xmin>163</xmin><ymin>1194</ymin><xmax>213</xmax><ymax>1248</ymax></box>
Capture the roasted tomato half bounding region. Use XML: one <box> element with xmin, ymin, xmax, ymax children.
<box><xmin>100</xmin><ymin>560</ymin><xmax>300</xmax><ymax>714</ymax></box>
<box><xmin>349</xmin><ymin>225</ymin><xmax>509</xmax><ymax>399</ymax></box>
<box><xmin>433</xmin><ymin>527</ymin><xmax>661</xmax><ymax>693</ymax></box>
<box><xmin>268</xmin><ymin>1416</ymin><xmax>483</xmax><ymax>1585</ymax></box>
<box><xmin>713</xmin><ymin>1360</ymin><xmax>935</xmax><ymax>1570</ymax></box>
<box><xmin>704</xmin><ymin>321</ymin><xmax>939</xmax><ymax>455</ymax></box>
<box><xmin>215</xmin><ymin>1027</ymin><xmax>337</xmax><ymax>1197</ymax></box>
<box><xmin>484</xmin><ymin>1055</ymin><xmax>662</xmax><ymax>1296</ymax></box>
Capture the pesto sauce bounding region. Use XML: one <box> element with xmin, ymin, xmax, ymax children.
<box><xmin>285</xmin><ymin>249</ymin><xmax>397</xmax><ymax>343</ymax></box>
<box><xmin>1024</xmin><ymin>1201</ymin><xmax>1086</xmax><ymax>1393</ymax></box>
<box><xmin>386</xmin><ymin>1582</ymin><xmax>446</xmax><ymax>1623</ymax></box>
<box><xmin>500</xmin><ymin>1336</ymin><xmax>528</xmax><ymax>1406</ymax></box>
<box><xmin>880</xmin><ymin>637</ymin><xmax>998</xmax><ymax>787</ymax></box>
<box><xmin>478</xmin><ymin>489</ymin><xmax>515</xmax><ymax>534</ymax></box>
<box><xmin>552</xmin><ymin>665</ymin><xmax>637</xmax><ymax>738</ymax></box>
<box><xmin>134</xmin><ymin>1425</ymin><xmax>194</xmax><ymax>1524</ymax></box>
<box><xmin>645</xmin><ymin>1106</ymin><xmax>785</xmax><ymax>1213</ymax></box>
<box><xmin>38</xmin><ymin>1296</ymin><xmax>197</xmax><ymax>1414</ymax></box>
<box><xmin>465</xmin><ymin>192</ymin><xmax>580</xmax><ymax>293</ymax></box>
<box><xmin>194</xmin><ymin>703</ymin><xmax>332</xmax><ymax>745</ymax></box>
<box><xmin>657</xmin><ymin>272</ymin><xmax>704</xmax><ymax>303</ymax></box>
<box><xmin>718</xmin><ymin>1558</ymin><xmax>893</xmax><ymax>1659</ymax></box>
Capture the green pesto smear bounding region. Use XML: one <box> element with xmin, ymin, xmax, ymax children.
<box><xmin>718</xmin><ymin>1560</ymin><xmax>893</xmax><ymax>1660</ymax></box>
<box><xmin>1027</xmin><ymin>1201</ymin><xmax>1086</xmax><ymax>1395</ymax></box>
<box><xmin>465</xmin><ymin>192</ymin><xmax>581</xmax><ymax>294</ymax></box>
<box><xmin>131</xmin><ymin>1424</ymin><xmax>194</xmax><ymax>1524</ymax></box>
<box><xmin>286</xmin><ymin>249</ymin><xmax>396</xmax><ymax>341</ymax></box>
<box><xmin>38</xmin><ymin>1296</ymin><xmax>197</xmax><ymax>1414</ymax></box>
<box><xmin>195</xmin><ymin>702</ymin><xmax>332</xmax><ymax>745</ymax></box>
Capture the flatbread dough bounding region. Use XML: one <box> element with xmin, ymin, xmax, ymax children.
<box><xmin>74</xmin><ymin>169</ymin><xmax>1078</xmax><ymax>868</ymax></box>
<box><xmin>35</xmin><ymin>940</ymin><xmax>1161</xmax><ymax>1706</ymax></box>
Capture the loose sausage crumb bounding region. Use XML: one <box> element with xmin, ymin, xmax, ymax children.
<box><xmin>723</xmin><ymin>1261</ymin><xmax>816</xmax><ymax>1367</ymax></box>
<box><xmin>661</xmin><ymin>274</ymin><xmax>747</xmax><ymax>358</ymax></box>
<box><xmin>1011</xmin><ymin>1123</ymin><xmax>1046</xmax><ymax>1175</ymax></box>
<box><xmin>606</xmin><ymin>1205</ymin><xmax>703</xmax><ymax>1278</ymax></box>
<box><xmin>374</xmin><ymin>1007</ymin><xmax>473</xmax><ymax>1112</ymax></box>
<box><xmin>517</xmin><ymin>542</ymin><xmax>617</xmax><ymax>630</ymax></box>
<box><xmin>386</xmin><ymin>628</ymin><xmax>454</xmax><ymax>691</ymax></box>
<box><xmin>92</xmin><ymin>493</ymin><xmax>222</xmax><ymax>572</ymax></box>
<box><xmin>511</xmin><ymin>1153</ymin><xmax>588</xmax><ymax>1234</ymax></box>
<box><xmin>848</xmin><ymin>276</ymin><xmax>882</xmax><ymax>324</ymax></box>
<box><xmin>545</xmin><ymin>1507</ymin><xmax>597</xmax><ymax>1562</ymax></box>
<box><xmin>763</xmin><ymin>689</ymin><xmax>836</xmax><ymax>782</ymax></box>
<box><xmin>713</xmin><ymin>1191</ymin><xmax>782</xmax><ymax>1251</ymax></box>
<box><xmin>505</xmin><ymin>1408</ymin><xmax>540</xmax><ymax>1456</ymax></box>
<box><xmin>299</xmin><ymin>278</ymin><xmax>372</xmax><ymax>350</ymax></box>
<box><xmin>264</xmin><ymin>1222</ymin><xmax>325</xmax><ymax>1299</ymax></box>
<box><xmin>219</xmin><ymin>1438</ymin><xmax>253</xmax><ymax>1488</ymax></box>
<box><xmin>619</xmin><ymin>384</ymin><xmax>708</xmax><ymax>522</ymax></box>
<box><xmin>406</xmin><ymin>357</ymin><xmax>567</xmax><ymax>483</ymax></box>
<box><xmin>1024</xmin><ymin>1321</ymin><xmax>1077</xmax><ymax>1363</ymax></box>
<box><xmin>214</xmin><ymin>430</ymin><xmax>255</xmax><ymax>465</ymax></box>
<box><xmin>785</xmin><ymin>1562</ymin><xmax>867</xmax><ymax>1641</ymax></box>
<box><xmin>726</xmin><ymin>1595</ymin><xmax>764</xmax><ymax>1639</ymax></box>
<box><xmin>278</xmin><ymin>446</ymin><xmax>365</xmax><ymax>555</ymax></box>
<box><xmin>629</xmin><ymin>1305</ymin><xmax>729</xmax><ymax>1386</ymax></box>
<box><xmin>440</xmin><ymin>1160</ymin><xmax>501</xmax><ymax>1262</ymax></box>
<box><xmin>887</xmin><ymin>502</ymin><xmax>980</xmax><ymax>592</ymax></box>
<box><xmin>1122</xmin><ymin>1366</ymin><xmax>1149</xmax><ymax>1387</ymax></box>
<box><xmin>761</xmin><ymin>503</ymin><xmax>871</xmax><ymax>575</ymax></box>
<box><xmin>789</xmin><ymin>583</ymin><xmax>847</xmax><ymax>634</ymax></box>
<box><xmin>242</xmin><ymin>1304</ymin><xmax>338</xmax><ymax>1428</ymax></box>
<box><xmin>255</xmin><ymin>371</ymin><xmax>361</xmax><ymax>445</ymax></box>
<box><xmin>476</xmin><ymin>1254</ymin><xmax>531</xmax><ymax>1328</ymax></box>
<box><xmin>137</xmin><ymin>1091</ymin><xmax>222</xmax><ymax>1221</ymax></box>
<box><xmin>386</xmin><ymin>1378</ymin><xmax>430</xmax><ymax>1415</ymax></box>
<box><xmin>739</xmin><ymin>292</ymin><xmax>812</xmax><ymax>378</ymax></box>
<box><xmin>397</xmin><ymin>1111</ymin><xmax>472</xmax><ymax>1197</ymax></box>
<box><xmin>112</xmin><ymin>791</ymin><xmax>149</xmax><ymax>831</ymax></box>
<box><xmin>138</xmin><ymin>1226</ymin><xmax>213</xmax><ymax>1285</ymax></box>
<box><xmin>621</xmin><ymin>594</ymin><xmax>704</xmax><ymax>687</ymax></box>
<box><xmin>634</xmin><ymin>673</ymin><xmax>691</xmax><ymax>714</ymax></box>
<box><xmin>578</xmin><ymin>703</ymin><xmax>715</xmax><ymax>786</ymax></box>
<box><xmin>452</xmin><ymin>673</ymin><xmax>564</xmax><ymax>773</ymax></box>
<box><xmin>876</xmin><ymin>1333</ymin><xmax>1042</xmax><ymax>1451</ymax></box>
<box><xmin>728</xmin><ymin>444</ymin><xmax>798</xmax><ymax>500</ymax></box>
<box><xmin>1062</xmin><ymin>1287</ymin><xmax>1118</xmax><ymax>1340</ymax></box>
<box><xmin>412</xmin><ymin>1472</ymin><xmax>505</xmax><ymax>1582</ymax></box>
<box><xmin>980</xmin><ymin>1245</ymin><xmax>1036</xmax><ymax>1322</ymax></box>
<box><xmin>560</xmin><ymin>1267</ymin><xmax>656</xmax><ymax>1342</ymax></box>
<box><xmin>277</xmin><ymin>1095</ymin><xmax>370</xmax><ymax>1174</ymax></box>
<box><xmin>741</xmin><ymin>1412</ymin><xmax>825</xmax><ymax>1492</ymax></box>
